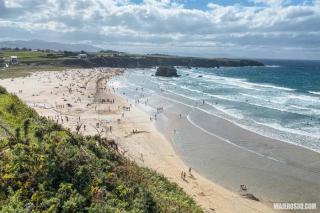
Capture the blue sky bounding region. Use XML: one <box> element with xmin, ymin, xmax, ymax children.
<box><xmin>0</xmin><ymin>0</ymin><xmax>319</xmax><ymax>59</ymax></box>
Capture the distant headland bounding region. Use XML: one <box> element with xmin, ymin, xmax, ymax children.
<box><xmin>0</xmin><ymin>46</ymin><xmax>264</xmax><ymax>72</ymax></box>
<box><xmin>62</xmin><ymin>54</ymin><xmax>264</xmax><ymax>68</ymax></box>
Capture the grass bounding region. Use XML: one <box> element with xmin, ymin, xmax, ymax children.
<box><xmin>0</xmin><ymin>87</ymin><xmax>203</xmax><ymax>212</ymax></box>
<box><xmin>0</xmin><ymin>51</ymin><xmax>48</xmax><ymax>60</ymax></box>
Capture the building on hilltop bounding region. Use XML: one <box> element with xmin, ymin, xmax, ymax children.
<box><xmin>10</xmin><ymin>56</ymin><xmax>19</xmax><ymax>65</ymax></box>
<box><xmin>78</xmin><ymin>53</ymin><xmax>88</xmax><ymax>59</ymax></box>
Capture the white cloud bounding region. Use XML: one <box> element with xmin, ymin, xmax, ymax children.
<box><xmin>251</xmin><ymin>0</ymin><xmax>288</xmax><ymax>6</ymax></box>
<box><xmin>0</xmin><ymin>0</ymin><xmax>319</xmax><ymax>59</ymax></box>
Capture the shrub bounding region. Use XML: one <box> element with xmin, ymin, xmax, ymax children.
<box><xmin>0</xmin><ymin>86</ymin><xmax>7</xmax><ymax>94</ymax></box>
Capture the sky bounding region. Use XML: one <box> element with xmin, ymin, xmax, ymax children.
<box><xmin>0</xmin><ymin>0</ymin><xmax>319</xmax><ymax>59</ymax></box>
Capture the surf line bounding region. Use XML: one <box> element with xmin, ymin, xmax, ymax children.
<box><xmin>187</xmin><ymin>114</ymin><xmax>285</xmax><ymax>164</ymax></box>
<box><xmin>157</xmin><ymin>93</ymin><xmax>286</xmax><ymax>164</ymax></box>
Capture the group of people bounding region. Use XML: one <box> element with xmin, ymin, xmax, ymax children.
<box><xmin>56</xmin><ymin>104</ymin><xmax>65</xmax><ymax>109</ymax></box>
<box><xmin>47</xmin><ymin>114</ymin><xmax>69</xmax><ymax>125</ymax></box>
<box><xmin>132</xmin><ymin>129</ymin><xmax>139</xmax><ymax>134</ymax></box>
<box><xmin>181</xmin><ymin>167</ymin><xmax>192</xmax><ymax>180</ymax></box>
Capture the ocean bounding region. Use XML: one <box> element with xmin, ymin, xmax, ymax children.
<box><xmin>110</xmin><ymin>59</ymin><xmax>320</xmax><ymax>151</ymax></box>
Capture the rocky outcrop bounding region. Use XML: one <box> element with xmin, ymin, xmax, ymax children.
<box><xmin>155</xmin><ymin>66</ymin><xmax>179</xmax><ymax>77</ymax></box>
<box><xmin>60</xmin><ymin>55</ymin><xmax>264</xmax><ymax>69</ymax></box>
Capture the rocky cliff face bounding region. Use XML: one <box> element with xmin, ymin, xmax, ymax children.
<box><xmin>61</xmin><ymin>55</ymin><xmax>264</xmax><ymax>68</ymax></box>
<box><xmin>155</xmin><ymin>66</ymin><xmax>179</xmax><ymax>77</ymax></box>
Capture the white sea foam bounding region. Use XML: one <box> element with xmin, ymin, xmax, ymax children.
<box><xmin>123</xmin><ymin>68</ymin><xmax>320</xmax><ymax>152</ymax></box>
<box><xmin>163</xmin><ymin>83</ymin><xmax>320</xmax><ymax>118</ymax></box>
<box><xmin>108</xmin><ymin>80</ymin><xmax>128</xmax><ymax>89</ymax></box>
<box><xmin>309</xmin><ymin>91</ymin><xmax>320</xmax><ymax>96</ymax></box>
<box><xmin>265</xmin><ymin>65</ymin><xmax>281</xmax><ymax>68</ymax></box>
<box><xmin>189</xmin><ymin>72</ymin><xmax>295</xmax><ymax>92</ymax></box>
<box><xmin>287</xmin><ymin>94</ymin><xmax>320</xmax><ymax>104</ymax></box>
<box><xmin>147</xmin><ymin>90</ymin><xmax>320</xmax><ymax>152</ymax></box>
<box><xmin>166</xmin><ymin>90</ymin><xmax>200</xmax><ymax>101</ymax></box>
<box><xmin>239</xmin><ymin>93</ymin><xmax>320</xmax><ymax>116</ymax></box>
<box><xmin>254</xmin><ymin>121</ymin><xmax>320</xmax><ymax>140</ymax></box>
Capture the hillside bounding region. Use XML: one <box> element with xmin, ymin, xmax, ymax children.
<box><xmin>1</xmin><ymin>49</ymin><xmax>264</xmax><ymax>72</ymax></box>
<box><xmin>61</xmin><ymin>55</ymin><xmax>264</xmax><ymax>68</ymax></box>
<box><xmin>0</xmin><ymin>86</ymin><xmax>202</xmax><ymax>212</ymax></box>
<box><xmin>0</xmin><ymin>40</ymin><xmax>101</xmax><ymax>52</ymax></box>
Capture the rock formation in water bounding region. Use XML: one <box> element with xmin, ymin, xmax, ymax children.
<box><xmin>155</xmin><ymin>66</ymin><xmax>179</xmax><ymax>77</ymax></box>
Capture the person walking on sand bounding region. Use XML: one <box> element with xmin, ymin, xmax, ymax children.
<box><xmin>189</xmin><ymin>167</ymin><xmax>192</xmax><ymax>175</ymax></box>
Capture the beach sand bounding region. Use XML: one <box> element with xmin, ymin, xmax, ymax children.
<box><xmin>0</xmin><ymin>68</ymin><xmax>285</xmax><ymax>213</ymax></box>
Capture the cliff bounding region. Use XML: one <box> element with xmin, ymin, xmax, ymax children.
<box><xmin>61</xmin><ymin>55</ymin><xmax>264</xmax><ymax>68</ymax></box>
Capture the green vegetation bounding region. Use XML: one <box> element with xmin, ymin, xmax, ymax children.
<box><xmin>0</xmin><ymin>48</ymin><xmax>264</xmax><ymax>71</ymax></box>
<box><xmin>0</xmin><ymin>50</ymin><xmax>47</xmax><ymax>60</ymax></box>
<box><xmin>0</xmin><ymin>87</ymin><xmax>202</xmax><ymax>212</ymax></box>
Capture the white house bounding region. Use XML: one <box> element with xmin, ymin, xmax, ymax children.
<box><xmin>10</xmin><ymin>56</ymin><xmax>19</xmax><ymax>65</ymax></box>
<box><xmin>78</xmin><ymin>53</ymin><xmax>87</xmax><ymax>59</ymax></box>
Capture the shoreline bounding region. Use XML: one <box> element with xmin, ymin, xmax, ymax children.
<box><xmin>0</xmin><ymin>68</ymin><xmax>293</xmax><ymax>212</ymax></box>
<box><xmin>128</xmin><ymin>88</ymin><xmax>320</xmax><ymax>209</ymax></box>
<box><xmin>127</xmin><ymin>78</ymin><xmax>320</xmax><ymax>155</ymax></box>
<box><xmin>157</xmin><ymin>90</ymin><xmax>320</xmax><ymax>154</ymax></box>
<box><xmin>160</xmin><ymin>90</ymin><xmax>320</xmax><ymax>155</ymax></box>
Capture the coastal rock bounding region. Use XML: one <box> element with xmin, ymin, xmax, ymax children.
<box><xmin>60</xmin><ymin>56</ymin><xmax>264</xmax><ymax>68</ymax></box>
<box><xmin>155</xmin><ymin>66</ymin><xmax>179</xmax><ymax>77</ymax></box>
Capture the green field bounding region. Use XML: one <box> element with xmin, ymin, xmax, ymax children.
<box><xmin>0</xmin><ymin>50</ymin><xmax>48</xmax><ymax>60</ymax></box>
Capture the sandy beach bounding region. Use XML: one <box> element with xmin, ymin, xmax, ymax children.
<box><xmin>0</xmin><ymin>68</ymin><xmax>283</xmax><ymax>213</ymax></box>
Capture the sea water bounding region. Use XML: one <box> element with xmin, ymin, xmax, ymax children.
<box><xmin>110</xmin><ymin>59</ymin><xmax>320</xmax><ymax>151</ymax></box>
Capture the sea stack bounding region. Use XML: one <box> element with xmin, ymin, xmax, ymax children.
<box><xmin>155</xmin><ymin>66</ymin><xmax>180</xmax><ymax>77</ymax></box>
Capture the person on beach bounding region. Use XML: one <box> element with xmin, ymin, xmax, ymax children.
<box><xmin>189</xmin><ymin>167</ymin><xmax>192</xmax><ymax>175</ymax></box>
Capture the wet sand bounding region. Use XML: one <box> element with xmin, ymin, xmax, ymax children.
<box><xmin>0</xmin><ymin>68</ymin><xmax>289</xmax><ymax>213</ymax></box>
<box><xmin>133</xmin><ymin>91</ymin><xmax>320</xmax><ymax>212</ymax></box>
